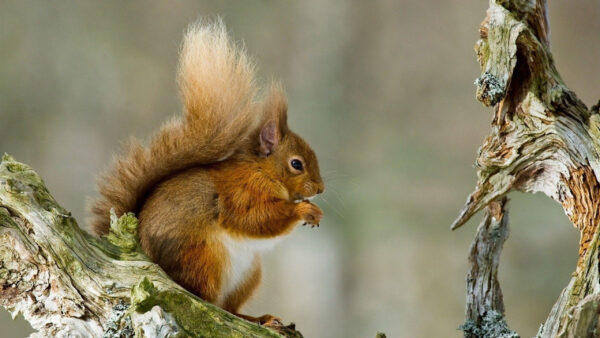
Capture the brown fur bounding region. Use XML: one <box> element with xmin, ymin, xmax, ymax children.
<box><xmin>88</xmin><ymin>20</ymin><xmax>324</xmax><ymax>325</ymax></box>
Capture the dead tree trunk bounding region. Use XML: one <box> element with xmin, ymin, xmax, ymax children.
<box><xmin>0</xmin><ymin>154</ymin><xmax>302</xmax><ymax>338</ymax></box>
<box><xmin>453</xmin><ymin>0</ymin><xmax>600</xmax><ymax>337</ymax></box>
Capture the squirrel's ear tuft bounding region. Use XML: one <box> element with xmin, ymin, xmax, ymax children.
<box><xmin>265</xmin><ymin>82</ymin><xmax>288</xmax><ymax>134</ymax></box>
<box><xmin>258</xmin><ymin>82</ymin><xmax>288</xmax><ymax>156</ymax></box>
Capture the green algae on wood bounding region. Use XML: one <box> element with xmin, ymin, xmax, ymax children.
<box><xmin>131</xmin><ymin>277</ymin><xmax>286</xmax><ymax>338</ymax></box>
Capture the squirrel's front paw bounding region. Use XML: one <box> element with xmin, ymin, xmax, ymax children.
<box><xmin>295</xmin><ymin>201</ymin><xmax>323</xmax><ymax>227</ymax></box>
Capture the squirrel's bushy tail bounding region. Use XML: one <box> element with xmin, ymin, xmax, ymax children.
<box><xmin>89</xmin><ymin>20</ymin><xmax>265</xmax><ymax>235</ymax></box>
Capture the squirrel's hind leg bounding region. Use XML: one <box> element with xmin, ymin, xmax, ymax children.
<box><xmin>235</xmin><ymin>313</ymin><xmax>283</xmax><ymax>327</ymax></box>
<box><xmin>221</xmin><ymin>260</ymin><xmax>283</xmax><ymax>327</ymax></box>
<box><xmin>173</xmin><ymin>240</ymin><xmax>226</xmax><ymax>304</ymax></box>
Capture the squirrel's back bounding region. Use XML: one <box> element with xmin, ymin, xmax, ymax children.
<box><xmin>88</xmin><ymin>20</ymin><xmax>270</xmax><ymax>235</ymax></box>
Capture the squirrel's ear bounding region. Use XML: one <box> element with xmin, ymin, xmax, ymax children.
<box><xmin>259</xmin><ymin>82</ymin><xmax>288</xmax><ymax>156</ymax></box>
<box><xmin>259</xmin><ymin>120</ymin><xmax>278</xmax><ymax>156</ymax></box>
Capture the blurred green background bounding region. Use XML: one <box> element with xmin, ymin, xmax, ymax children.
<box><xmin>1</xmin><ymin>1</ymin><xmax>599</xmax><ymax>337</ymax></box>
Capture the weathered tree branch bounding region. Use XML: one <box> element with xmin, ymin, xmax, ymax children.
<box><xmin>0</xmin><ymin>154</ymin><xmax>301</xmax><ymax>337</ymax></box>
<box><xmin>455</xmin><ymin>0</ymin><xmax>600</xmax><ymax>337</ymax></box>
<box><xmin>461</xmin><ymin>197</ymin><xmax>518</xmax><ymax>338</ymax></box>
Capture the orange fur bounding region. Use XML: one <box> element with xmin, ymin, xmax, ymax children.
<box><xmin>89</xmin><ymin>20</ymin><xmax>324</xmax><ymax>326</ymax></box>
<box><xmin>209</xmin><ymin>160</ymin><xmax>323</xmax><ymax>237</ymax></box>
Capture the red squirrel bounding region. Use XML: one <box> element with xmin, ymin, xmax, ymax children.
<box><xmin>88</xmin><ymin>21</ymin><xmax>324</xmax><ymax>326</ymax></box>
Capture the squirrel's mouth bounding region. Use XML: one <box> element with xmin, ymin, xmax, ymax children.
<box><xmin>292</xmin><ymin>195</ymin><xmax>315</xmax><ymax>204</ymax></box>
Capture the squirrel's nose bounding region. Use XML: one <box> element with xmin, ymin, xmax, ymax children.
<box><xmin>316</xmin><ymin>181</ymin><xmax>325</xmax><ymax>194</ymax></box>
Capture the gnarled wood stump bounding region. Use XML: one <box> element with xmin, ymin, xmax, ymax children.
<box><xmin>454</xmin><ymin>1</ymin><xmax>600</xmax><ymax>337</ymax></box>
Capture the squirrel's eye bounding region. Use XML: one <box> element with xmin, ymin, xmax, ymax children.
<box><xmin>290</xmin><ymin>159</ymin><xmax>303</xmax><ymax>171</ymax></box>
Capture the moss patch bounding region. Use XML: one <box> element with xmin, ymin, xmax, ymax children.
<box><xmin>131</xmin><ymin>278</ymin><xmax>282</xmax><ymax>338</ymax></box>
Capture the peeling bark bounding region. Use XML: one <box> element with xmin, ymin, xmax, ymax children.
<box><xmin>561</xmin><ymin>166</ymin><xmax>600</xmax><ymax>266</ymax></box>
<box><xmin>0</xmin><ymin>154</ymin><xmax>302</xmax><ymax>338</ymax></box>
<box><xmin>454</xmin><ymin>0</ymin><xmax>600</xmax><ymax>337</ymax></box>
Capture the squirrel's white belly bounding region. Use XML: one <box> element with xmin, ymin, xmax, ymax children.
<box><xmin>217</xmin><ymin>233</ymin><xmax>286</xmax><ymax>306</ymax></box>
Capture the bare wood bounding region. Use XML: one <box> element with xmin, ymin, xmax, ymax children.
<box><xmin>454</xmin><ymin>0</ymin><xmax>600</xmax><ymax>336</ymax></box>
<box><xmin>0</xmin><ymin>154</ymin><xmax>301</xmax><ymax>338</ymax></box>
